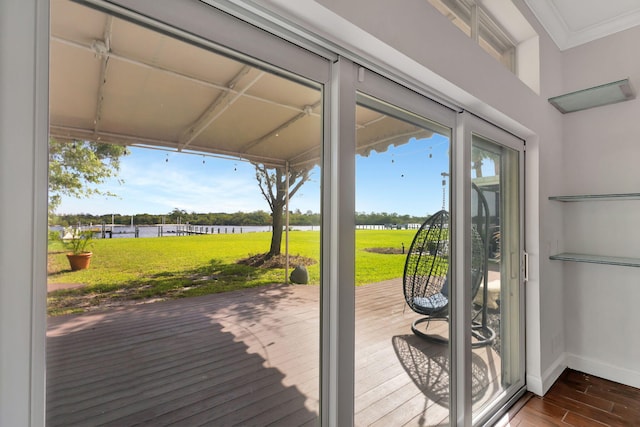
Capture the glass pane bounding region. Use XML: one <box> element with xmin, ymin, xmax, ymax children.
<box><xmin>427</xmin><ymin>0</ymin><xmax>516</xmax><ymax>72</ymax></box>
<box><xmin>48</xmin><ymin>1</ymin><xmax>321</xmax><ymax>425</ymax></box>
<box><xmin>470</xmin><ymin>134</ymin><xmax>521</xmax><ymax>419</ymax></box>
<box><xmin>354</xmin><ymin>96</ymin><xmax>451</xmax><ymax>426</ymax></box>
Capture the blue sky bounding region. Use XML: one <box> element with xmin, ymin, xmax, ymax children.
<box><xmin>56</xmin><ymin>134</ymin><xmax>450</xmax><ymax>217</ymax></box>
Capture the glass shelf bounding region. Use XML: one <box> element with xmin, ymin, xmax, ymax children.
<box><xmin>548</xmin><ymin>78</ymin><xmax>636</xmax><ymax>114</ymax></box>
<box><xmin>549</xmin><ymin>252</ymin><xmax>640</xmax><ymax>268</ymax></box>
<box><xmin>549</xmin><ymin>193</ymin><xmax>640</xmax><ymax>202</ymax></box>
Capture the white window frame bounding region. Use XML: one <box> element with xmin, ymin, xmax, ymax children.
<box><xmin>427</xmin><ymin>0</ymin><xmax>517</xmax><ymax>72</ymax></box>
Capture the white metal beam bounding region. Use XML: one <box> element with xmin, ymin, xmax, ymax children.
<box><xmin>239</xmin><ymin>100</ymin><xmax>321</xmax><ymax>154</ymax></box>
<box><xmin>178</xmin><ymin>65</ymin><xmax>252</xmax><ymax>150</ymax></box>
<box><xmin>92</xmin><ymin>16</ymin><xmax>113</xmax><ymax>136</ymax></box>
<box><xmin>49</xmin><ymin>125</ymin><xmax>286</xmax><ymax>167</ymax></box>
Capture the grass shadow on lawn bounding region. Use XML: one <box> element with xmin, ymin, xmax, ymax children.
<box><xmin>47</xmin><ymin>258</ymin><xmax>284</xmax><ymax>316</ymax></box>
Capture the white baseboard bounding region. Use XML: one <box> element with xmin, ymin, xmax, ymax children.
<box><xmin>525</xmin><ymin>374</ymin><xmax>544</xmax><ymax>396</ymax></box>
<box><xmin>527</xmin><ymin>353</ymin><xmax>566</xmax><ymax>396</ymax></box>
<box><xmin>566</xmin><ymin>353</ymin><xmax>640</xmax><ymax>389</ymax></box>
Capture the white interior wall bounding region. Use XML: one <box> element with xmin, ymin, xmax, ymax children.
<box><xmin>560</xmin><ymin>25</ymin><xmax>640</xmax><ymax>388</ymax></box>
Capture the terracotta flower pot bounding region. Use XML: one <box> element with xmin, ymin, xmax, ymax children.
<box><xmin>66</xmin><ymin>252</ymin><xmax>93</xmax><ymax>271</ymax></box>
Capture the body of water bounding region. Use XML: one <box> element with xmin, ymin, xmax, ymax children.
<box><xmin>52</xmin><ymin>224</ymin><xmax>319</xmax><ymax>239</ymax></box>
<box><xmin>51</xmin><ymin>223</ymin><xmax>417</xmax><ymax>239</ymax></box>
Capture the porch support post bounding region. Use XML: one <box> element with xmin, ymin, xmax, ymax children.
<box><xmin>285</xmin><ymin>161</ymin><xmax>290</xmax><ymax>283</ymax></box>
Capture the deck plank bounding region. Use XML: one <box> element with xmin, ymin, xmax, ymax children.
<box><xmin>47</xmin><ymin>280</ymin><xmax>503</xmax><ymax>426</ymax></box>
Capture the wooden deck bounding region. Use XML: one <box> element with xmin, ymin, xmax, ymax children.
<box><xmin>47</xmin><ymin>279</ymin><xmax>503</xmax><ymax>426</ymax></box>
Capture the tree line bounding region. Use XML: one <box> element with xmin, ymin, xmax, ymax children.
<box><xmin>51</xmin><ymin>209</ymin><xmax>428</xmax><ymax>228</ymax></box>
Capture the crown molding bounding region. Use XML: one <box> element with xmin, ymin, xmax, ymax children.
<box><xmin>524</xmin><ymin>0</ymin><xmax>640</xmax><ymax>50</ymax></box>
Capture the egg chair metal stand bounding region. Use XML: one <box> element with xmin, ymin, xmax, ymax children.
<box><xmin>402</xmin><ymin>183</ymin><xmax>495</xmax><ymax>348</ymax></box>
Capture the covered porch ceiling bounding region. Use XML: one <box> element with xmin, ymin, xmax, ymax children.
<box><xmin>50</xmin><ymin>0</ymin><xmax>434</xmax><ymax>170</ymax></box>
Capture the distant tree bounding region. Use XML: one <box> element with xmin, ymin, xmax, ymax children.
<box><xmin>167</xmin><ymin>208</ymin><xmax>188</xmax><ymax>224</ymax></box>
<box><xmin>356</xmin><ymin>211</ymin><xmax>428</xmax><ymax>226</ymax></box>
<box><xmin>135</xmin><ymin>213</ymin><xmax>158</xmax><ymax>225</ymax></box>
<box><xmin>48</xmin><ymin>139</ymin><xmax>128</xmax><ymax>219</ymax></box>
<box><xmin>244</xmin><ymin>210</ymin><xmax>271</xmax><ymax>226</ymax></box>
<box><xmin>255</xmin><ymin>164</ymin><xmax>310</xmax><ymax>257</ymax></box>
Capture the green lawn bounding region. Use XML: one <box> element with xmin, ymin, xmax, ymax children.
<box><xmin>47</xmin><ymin>229</ymin><xmax>417</xmax><ymax>315</ymax></box>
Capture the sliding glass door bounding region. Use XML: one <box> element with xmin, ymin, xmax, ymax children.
<box><xmin>48</xmin><ymin>1</ymin><xmax>329</xmax><ymax>426</ymax></box>
<box><xmin>460</xmin><ymin>113</ymin><xmax>526</xmax><ymax>425</ymax></box>
<box><xmin>353</xmin><ymin>88</ymin><xmax>455</xmax><ymax>426</ymax></box>
<box><xmin>47</xmin><ymin>3</ymin><xmax>526</xmax><ymax>423</ymax></box>
<box><xmin>352</xmin><ymin>71</ymin><xmax>526</xmax><ymax>425</ymax></box>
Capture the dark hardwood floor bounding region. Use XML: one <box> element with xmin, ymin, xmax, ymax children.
<box><xmin>496</xmin><ymin>369</ymin><xmax>640</xmax><ymax>426</ymax></box>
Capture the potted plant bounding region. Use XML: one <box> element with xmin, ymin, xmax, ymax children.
<box><xmin>63</xmin><ymin>229</ymin><xmax>94</xmax><ymax>271</ymax></box>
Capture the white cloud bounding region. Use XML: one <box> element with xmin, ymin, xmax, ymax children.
<box><xmin>56</xmin><ymin>149</ymin><xmax>320</xmax><ymax>215</ymax></box>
